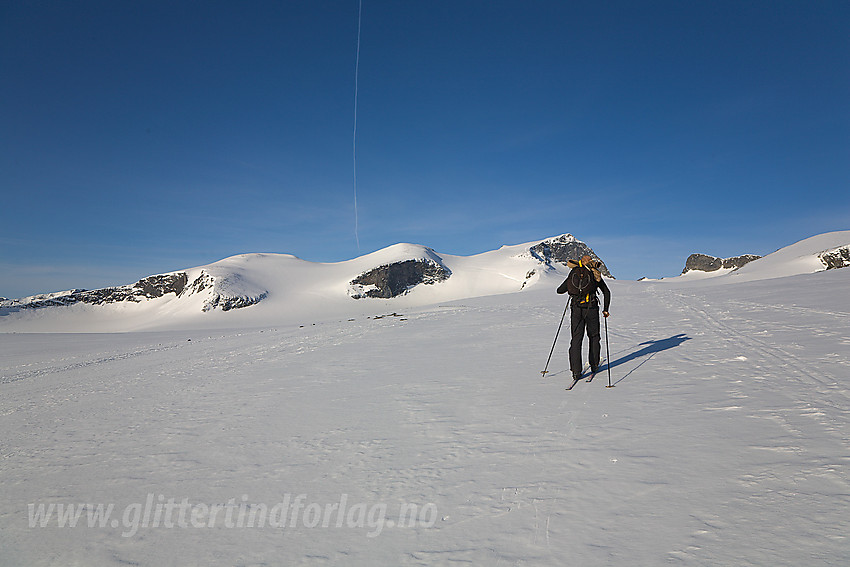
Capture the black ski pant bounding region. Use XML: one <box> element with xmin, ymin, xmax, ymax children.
<box><xmin>569</xmin><ymin>304</ymin><xmax>601</xmax><ymax>374</ymax></box>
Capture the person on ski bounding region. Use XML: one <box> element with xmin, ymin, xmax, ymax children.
<box><xmin>557</xmin><ymin>255</ymin><xmax>611</xmax><ymax>381</ymax></box>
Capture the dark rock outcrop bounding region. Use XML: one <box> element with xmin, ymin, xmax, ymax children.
<box><xmin>529</xmin><ymin>234</ymin><xmax>613</xmax><ymax>278</ymax></box>
<box><xmin>349</xmin><ymin>259</ymin><xmax>451</xmax><ymax>299</ymax></box>
<box><xmin>683</xmin><ymin>253</ymin><xmax>761</xmax><ymax>274</ymax></box>
<box><xmin>1</xmin><ymin>270</ymin><xmax>267</xmax><ymax>313</ymax></box>
<box><xmin>723</xmin><ymin>254</ymin><xmax>762</xmax><ymax>270</ymax></box>
<box><xmin>135</xmin><ymin>273</ymin><xmax>188</xmax><ymax>298</ymax></box>
<box><xmin>3</xmin><ymin>273</ymin><xmax>189</xmax><ymax>309</ymax></box>
<box><xmin>818</xmin><ymin>245</ymin><xmax>850</xmax><ymax>270</ymax></box>
<box><xmin>684</xmin><ymin>254</ymin><xmax>723</xmax><ymax>273</ymax></box>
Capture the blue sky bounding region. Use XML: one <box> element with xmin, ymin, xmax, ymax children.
<box><xmin>2</xmin><ymin>1</ymin><xmax>848</xmax><ymax>298</ymax></box>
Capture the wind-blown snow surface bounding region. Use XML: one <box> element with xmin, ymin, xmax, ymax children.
<box><xmin>2</xmin><ymin>265</ymin><xmax>849</xmax><ymax>565</ymax></box>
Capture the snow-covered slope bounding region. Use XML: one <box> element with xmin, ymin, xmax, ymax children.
<box><xmin>2</xmin><ymin>256</ymin><xmax>849</xmax><ymax>566</ymax></box>
<box><xmin>0</xmin><ymin>234</ymin><xmax>605</xmax><ymax>332</ymax></box>
<box><xmin>729</xmin><ymin>231</ymin><xmax>850</xmax><ymax>281</ymax></box>
<box><xmin>658</xmin><ymin>231</ymin><xmax>850</xmax><ymax>284</ymax></box>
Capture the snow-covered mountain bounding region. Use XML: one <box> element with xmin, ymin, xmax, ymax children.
<box><xmin>728</xmin><ymin>231</ymin><xmax>850</xmax><ymax>281</ymax></box>
<box><xmin>3</xmin><ymin>231</ymin><xmax>848</xmax><ymax>332</ymax></box>
<box><xmin>0</xmin><ymin>234</ymin><xmax>606</xmax><ymax>332</ymax></box>
<box><xmin>659</xmin><ymin>231</ymin><xmax>850</xmax><ymax>283</ymax></box>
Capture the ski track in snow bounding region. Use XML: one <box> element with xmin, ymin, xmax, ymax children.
<box><xmin>1</xmin><ymin>276</ymin><xmax>850</xmax><ymax>566</ymax></box>
<box><xmin>644</xmin><ymin>284</ymin><xmax>850</xmax><ymax>564</ymax></box>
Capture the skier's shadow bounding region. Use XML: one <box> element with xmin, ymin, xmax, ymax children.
<box><xmin>603</xmin><ymin>333</ymin><xmax>691</xmax><ymax>385</ymax></box>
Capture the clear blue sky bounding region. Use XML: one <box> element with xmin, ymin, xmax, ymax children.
<box><xmin>2</xmin><ymin>1</ymin><xmax>848</xmax><ymax>298</ymax></box>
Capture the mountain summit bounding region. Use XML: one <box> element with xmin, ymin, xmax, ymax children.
<box><xmin>0</xmin><ymin>234</ymin><xmax>605</xmax><ymax>332</ymax></box>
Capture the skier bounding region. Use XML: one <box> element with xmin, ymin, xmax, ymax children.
<box><xmin>557</xmin><ymin>255</ymin><xmax>611</xmax><ymax>381</ymax></box>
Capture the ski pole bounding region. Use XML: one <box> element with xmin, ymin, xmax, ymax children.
<box><xmin>604</xmin><ymin>315</ymin><xmax>613</xmax><ymax>388</ymax></box>
<box><xmin>541</xmin><ymin>299</ymin><xmax>569</xmax><ymax>376</ymax></box>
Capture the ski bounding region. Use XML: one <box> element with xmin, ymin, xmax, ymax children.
<box><xmin>566</xmin><ymin>362</ymin><xmax>591</xmax><ymax>390</ymax></box>
<box><xmin>587</xmin><ymin>357</ymin><xmax>609</xmax><ymax>382</ymax></box>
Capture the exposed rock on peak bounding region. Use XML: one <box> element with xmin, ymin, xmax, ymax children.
<box><xmin>1</xmin><ymin>270</ymin><xmax>268</xmax><ymax>313</ymax></box>
<box><xmin>136</xmin><ymin>273</ymin><xmax>189</xmax><ymax>298</ymax></box>
<box><xmin>818</xmin><ymin>245</ymin><xmax>850</xmax><ymax>270</ymax></box>
<box><xmin>2</xmin><ymin>273</ymin><xmax>189</xmax><ymax>309</ymax></box>
<box><xmin>349</xmin><ymin>259</ymin><xmax>451</xmax><ymax>299</ymax></box>
<box><xmin>682</xmin><ymin>253</ymin><xmax>761</xmax><ymax>274</ymax></box>
<box><xmin>527</xmin><ymin>234</ymin><xmax>613</xmax><ymax>278</ymax></box>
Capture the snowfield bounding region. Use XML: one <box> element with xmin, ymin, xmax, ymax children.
<box><xmin>1</xmin><ymin>233</ymin><xmax>849</xmax><ymax>566</ymax></box>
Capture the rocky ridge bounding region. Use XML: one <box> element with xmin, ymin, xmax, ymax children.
<box><xmin>1</xmin><ymin>273</ymin><xmax>189</xmax><ymax>310</ymax></box>
<box><xmin>526</xmin><ymin>234</ymin><xmax>613</xmax><ymax>278</ymax></box>
<box><xmin>1</xmin><ymin>271</ymin><xmax>267</xmax><ymax>313</ymax></box>
<box><xmin>818</xmin><ymin>245</ymin><xmax>850</xmax><ymax>270</ymax></box>
<box><xmin>347</xmin><ymin>234</ymin><xmax>611</xmax><ymax>299</ymax></box>
<box><xmin>2</xmin><ymin>233</ymin><xmax>611</xmax><ymax>310</ymax></box>
<box><xmin>682</xmin><ymin>253</ymin><xmax>761</xmax><ymax>274</ymax></box>
<box><xmin>349</xmin><ymin>258</ymin><xmax>451</xmax><ymax>299</ymax></box>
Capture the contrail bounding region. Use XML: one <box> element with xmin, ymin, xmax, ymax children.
<box><xmin>352</xmin><ymin>0</ymin><xmax>362</xmax><ymax>250</ymax></box>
